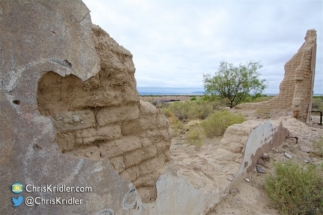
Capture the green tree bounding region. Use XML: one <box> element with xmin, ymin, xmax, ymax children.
<box><xmin>203</xmin><ymin>61</ymin><xmax>267</xmax><ymax>108</ymax></box>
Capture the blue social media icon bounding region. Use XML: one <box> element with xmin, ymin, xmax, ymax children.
<box><xmin>12</xmin><ymin>196</ymin><xmax>24</xmax><ymax>207</ymax></box>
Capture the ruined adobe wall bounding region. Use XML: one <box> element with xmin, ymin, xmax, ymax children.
<box><xmin>37</xmin><ymin>25</ymin><xmax>172</xmax><ymax>203</ymax></box>
<box><xmin>236</xmin><ymin>30</ymin><xmax>317</xmax><ymax>123</ymax></box>
<box><xmin>211</xmin><ymin>119</ymin><xmax>289</xmax><ymax>185</ymax></box>
<box><xmin>0</xmin><ymin>0</ymin><xmax>170</xmax><ymax>213</ymax></box>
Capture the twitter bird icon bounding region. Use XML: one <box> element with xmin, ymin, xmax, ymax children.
<box><xmin>12</xmin><ymin>196</ymin><xmax>24</xmax><ymax>207</ymax></box>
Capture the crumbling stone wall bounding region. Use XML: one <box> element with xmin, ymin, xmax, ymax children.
<box><xmin>37</xmin><ymin>25</ymin><xmax>172</xmax><ymax>203</ymax></box>
<box><xmin>215</xmin><ymin>120</ymin><xmax>289</xmax><ymax>173</ymax></box>
<box><xmin>236</xmin><ymin>30</ymin><xmax>317</xmax><ymax>123</ymax></box>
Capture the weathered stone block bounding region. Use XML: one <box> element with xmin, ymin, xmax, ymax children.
<box><xmin>125</xmin><ymin>165</ymin><xmax>140</xmax><ymax>181</ymax></box>
<box><xmin>145</xmin><ymin>130</ymin><xmax>162</xmax><ymax>143</ymax></box>
<box><xmin>70</xmin><ymin>88</ymin><xmax>123</xmax><ymax>109</ymax></box>
<box><xmin>139</xmin><ymin>100</ymin><xmax>159</xmax><ymax>115</ymax></box>
<box><xmin>75</xmin><ymin>125</ymin><xmax>121</xmax><ymax>145</ymax></box>
<box><xmin>141</xmin><ymin>137</ymin><xmax>152</xmax><ymax>147</ymax></box>
<box><xmin>138</xmin><ymin>154</ymin><xmax>165</xmax><ymax>176</ymax></box>
<box><xmin>56</xmin><ymin>132</ymin><xmax>75</xmax><ymax>151</ymax></box>
<box><xmin>109</xmin><ymin>156</ymin><xmax>125</xmax><ymax>173</ymax></box>
<box><xmin>123</xmin><ymin>85</ymin><xmax>140</xmax><ymax>103</ymax></box>
<box><xmin>160</xmin><ymin>128</ymin><xmax>172</xmax><ymax>141</ymax></box>
<box><xmin>133</xmin><ymin>172</ymin><xmax>160</xmax><ymax>187</ymax></box>
<box><xmin>143</xmin><ymin>145</ymin><xmax>158</xmax><ymax>160</ymax></box>
<box><xmin>136</xmin><ymin>186</ymin><xmax>157</xmax><ymax>203</ymax></box>
<box><xmin>121</xmin><ymin>119</ymin><xmax>141</xmax><ymax>135</ymax></box>
<box><xmin>66</xmin><ymin>145</ymin><xmax>101</xmax><ymax>160</ymax></box>
<box><xmin>123</xmin><ymin>144</ymin><xmax>157</xmax><ymax>168</ymax></box>
<box><xmin>139</xmin><ymin>115</ymin><xmax>157</xmax><ymax>130</ymax></box>
<box><xmin>96</xmin><ymin>104</ymin><xmax>139</xmax><ymax>126</ymax></box>
<box><xmin>114</xmin><ymin>136</ymin><xmax>141</xmax><ymax>154</ymax></box>
<box><xmin>156</xmin><ymin>114</ymin><xmax>169</xmax><ymax>128</ymax></box>
<box><xmin>52</xmin><ymin>110</ymin><xmax>95</xmax><ymax>132</ymax></box>
<box><xmin>156</xmin><ymin>141</ymin><xmax>168</xmax><ymax>154</ymax></box>
<box><xmin>100</xmin><ymin>136</ymin><xmax>141</xmax><ymax>159</ymax></box>
<box><xmin>124</xmin><ymin>149</ymin><xmax>145</xmax><ymax>168</ymax></box>
<box><xmin>86</xmin><ymin>89</ymin><xmax>123</xmax><ymax>107</ymax></box>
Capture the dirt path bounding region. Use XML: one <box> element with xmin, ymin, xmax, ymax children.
<box><xmin>169</xmin><ymin>106</ymin><xmax>323</xmax><ymax>215</ymax></box>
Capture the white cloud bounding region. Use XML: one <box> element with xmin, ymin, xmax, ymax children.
<box><xmin>83</xmin><ymin>0</ymin><xmax>323</xmax><ymax>94</ymax></box>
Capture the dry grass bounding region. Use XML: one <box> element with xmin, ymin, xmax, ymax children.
<box><xmin>313</xmin><ymin>137</ymin><xmax>323</xmax><ymax>157</ymax></box>
<box><xmin>255</xmin><ymin>108</ymin><xmax>271</xmax><ymax>119</ymax></box>
<box><xmin>185</xmin><ymin>125</ymin><xmax>205</xmax><ymax>148</ymax></box>
<box><xmin>265</xmin><ymin>161</ymin><xmax>323</xmax><ymax>215</ymax></box>
<box><xmin>201</xmin><ymin>110</ymin><xmax>245</xmax><ymax>137</ymax></box>
<box><xmin>167</xmin><ymin>113</ymin><xmax>184</xmax><ymax>136</ymax></box>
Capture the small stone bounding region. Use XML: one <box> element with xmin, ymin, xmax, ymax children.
<box><xmin>256</xmin><ymin>165</ymin><xmax>265</xmax><ymax>173</ymax></box>
<box><xmin>272</xmin><ymin>148</ymin><xmax>279</xmax><ymax>153</ymax></box>
<box><xmin>284</xmin><ymin>152</ymin><xmax>292</xmax><ymax>159</ymax></box>
<box><xmin>229</xmin><ymin>189</ymin><xmax>239</xmax><ymax>195</ymax></box>
<box><xmin>245</xmin><ymin>178</ymin><xmax>250</xmax><ymax>182</ymax></box>
<box><xmin>236</xmin><ymin>197</ymin><xmax>241</xmax><ymax>204</ymax></box>
<box><xmin>257</xmin><ymin>158</ymin><xmax>267</xmax><ymax>167</ymax></box>
<box><xmin>261</xmin><ymin>153</ymin><xmax>270</xmax><ymax>161</ymax></box>
<box><xmin>227</xmin><ymin>174</ymin><xmax>234</xmax><ymax>181</ymax></box>
<box><xmin>72</xmin><ymin>115</ymin><xmax>81</xmax><ymax>122</ymax></box>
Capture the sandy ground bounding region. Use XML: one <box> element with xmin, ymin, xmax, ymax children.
<box><xmin>158</xmin><ymin>95</ymin><xmax>323</xmax><ymax>215</ymax></box>
<box><xmin>171</xmin><ymin>122</ymin><xmax>323</xmax><ymax>215</ymax></box>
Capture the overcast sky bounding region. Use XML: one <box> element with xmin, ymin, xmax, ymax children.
<box><xmin>83</xmin><ymin>0</ymin><xmax>322</xmax><ymax>94</ymax></box>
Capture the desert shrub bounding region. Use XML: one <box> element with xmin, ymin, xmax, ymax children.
<box><xmin>200</xmin><ymin>95</ymin><xmax>230</xmax><ymax>107</ymax></box>
<box><xmin>165</xmin><ymin>101</ymin><xmax>190</xmax><ymax>120</ymax></box>
<box><xmin>184</xmin><ymin>119</ymin><xmax>202</xmax><ymax>128</ymax></box>
<box><xmin>313</xmin><ymin>137</ymin><xmax>323</xmax><ymax>157</ymax></box>
<box><xmin>185</xmin><ymin>125</ymin><xmax>205</xmax><ymax>148</ymax></box>
<box><xmin>190</xmin><ymin>97</ymin><xmax>197</xmax><ymax>101</ymax></box>
<box><xmin>162</xmin><ymin>106</ymin><xmax>173</xmax><ymax>117</ymax></box>
<box><xmin>188</xmin><ymin>100</ymin><xmax>214</xmax><ymax>119</ymax></box>
<box><xmin>201</xmin><ymin>110</ymin><xmax>245</xmax><ymax>137</ymax></box>
<box><xmin>219</xmin><ymin>98</ymin><xmax>230</xmax><ymax>107</ymax></box>
<box><xmin>162</xmin><ymin>101</ymin><xmax>215</xmax><ymax>121</ymax></box>
<box><xmin>167</xmin><ymin>113</ymin><xmax>184</xmax><ymax>136</ymax></box>
<box><xmin>265</xmin><ymin>161</ymin><xmax>323</xmax><ymax>215</ymax></box>
<box><xmin>200</xmin><ymin>94</ymin><xmax>218</xmax><ymax>102</ymax></box>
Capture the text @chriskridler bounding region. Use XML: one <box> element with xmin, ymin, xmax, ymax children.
<box><xmin>24</xmin><ymin>196</ymin><xmax>84</xmax><ymax>206</ymax></box>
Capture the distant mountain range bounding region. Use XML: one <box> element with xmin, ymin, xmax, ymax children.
<box><xmin>137</xmin><ymin>87</ymin><xmax>323</xmax><ymax>96</ymax></box>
